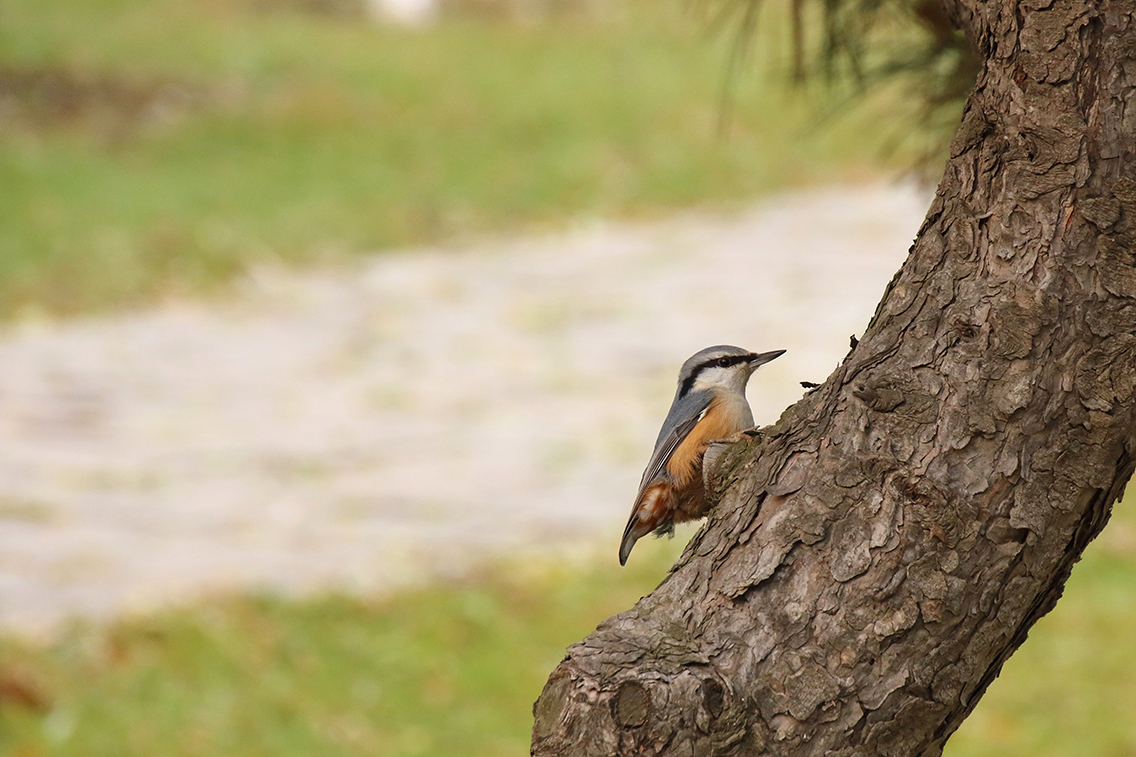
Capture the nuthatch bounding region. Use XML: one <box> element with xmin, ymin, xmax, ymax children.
<box><xmin>619</xmin><ymin>345</ymin><xmax>785</xmax><ymax>565</ymax></box>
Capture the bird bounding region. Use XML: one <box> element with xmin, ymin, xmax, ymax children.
<box><xmin>619</xmin><ymin>345</ymin><xmax>785</xmax><ymax>565</ymax></box>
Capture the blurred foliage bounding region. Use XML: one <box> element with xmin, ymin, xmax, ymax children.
<box><xmin>710</xmin><ymin>0</ymin><xmax>978</xmax><ymax>172</ymax></box>
<box><xmin>0</xmin><ymin>0</ymin><xmax>895</xmax><ymax>318</ymax></box>
<box><xmin>2</xmin><ymin>493</ymin><xmax>1136</xmax><ymax>756</ymax></box>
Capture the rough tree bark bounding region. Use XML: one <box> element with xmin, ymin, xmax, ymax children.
<box><xmin>531</xmin><ymin>1</ymin><xmax>1136</xmax><ymax>754</ymax></box>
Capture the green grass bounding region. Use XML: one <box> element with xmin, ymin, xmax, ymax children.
<box><xmin>1</xmin><ymin>495</ymin><xmax>1135</xmax><ymax>757</ymax></box>
<box><xmin>0</xmin><ymin>540</ymin><xmax>691</xmax><ymax>757</ymax></box>
<box><xmin>0</xmin><ymin>0</ymin><xmax>891</xmax><ymax>317</ymax></box>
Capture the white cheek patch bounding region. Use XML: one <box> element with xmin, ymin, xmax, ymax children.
<box><xmin>692</xmin><ymin>367</ymin><xmax>730</xmax><ymax>391</ymax></box>
<box><xmin>693</xmin><ymin>366</ymin><xmax>752</xmax><ymax>395</ymax></box>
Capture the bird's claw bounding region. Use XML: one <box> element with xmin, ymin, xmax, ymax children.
<box><xmin>721</xmin><ymin>426</ymin><xmax>762</xmax><ymax>443</ymax></box>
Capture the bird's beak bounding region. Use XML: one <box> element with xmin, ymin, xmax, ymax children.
<box><xmin>748</xmin><ymin>349</ymin><xmax>785</xmax><ymax>368</ymax></box>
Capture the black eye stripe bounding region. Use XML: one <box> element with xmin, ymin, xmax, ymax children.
<box><xmin>678</xmin><ymin>353</ymin><xmax>755</xmax><ymax>396</ymax></box>
<box><xmin>709</xmin><ymin>354</ymin><xmax>752</xmax><ymax>369</ymax></box>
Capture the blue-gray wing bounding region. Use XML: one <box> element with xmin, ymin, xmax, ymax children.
<box><xmin>636</xmin><ymin>389</ymin><xmax>714</xmax><ymax>496</ymax></box>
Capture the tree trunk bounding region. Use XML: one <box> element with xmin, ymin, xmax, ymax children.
<box><xmin>531</xmin><ymin>1</ymin><xmax>1136</xmax><ymax>755</ymax></box>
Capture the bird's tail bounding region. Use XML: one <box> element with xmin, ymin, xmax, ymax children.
<box><xmin>619</xmin><ymin>482</ymin><xmax>675</xmax><ymax>565</ymax></box>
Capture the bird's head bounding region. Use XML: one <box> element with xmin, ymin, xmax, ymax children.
<box><xmin>677</xmin><ymin>345</ymin><xmax>785</xmax><ymax>398</ymax></box>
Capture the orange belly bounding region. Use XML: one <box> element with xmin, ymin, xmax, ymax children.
<box><xmin>620</xmin><ymin>395</ymin><xmax>750</xmax><ymax>564</ymax></box>
<box><xmin>666</xmin><ymin>397</ymin><xmax>742</xmax><ymax>489</ymax></box>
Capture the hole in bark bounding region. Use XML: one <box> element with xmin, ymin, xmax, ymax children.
<box><xmin>951</xmin><ymin>320</ymin><xmax>979</xmax><ymax>340</ymax></box>
<box><xmin>985</xmin><ymin>518</ymin><xmax>1031</xmax><ymax>545</ymax></box>
<box><xmin>612</xmin><ymin>681</ymin><xmax>651</xmax><ymax>728</ymax></box>
<box><xmin>701</xmin><ymin>678</ymin><xmax>726</xmax><ymax>720</ymax></box>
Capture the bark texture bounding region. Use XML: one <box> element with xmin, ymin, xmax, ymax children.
<box><xmin>531</xmin><ymin>0</ymin><xmax>1136</xmax><ymax>754</ymax></box>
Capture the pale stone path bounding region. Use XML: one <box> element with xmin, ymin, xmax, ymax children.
<box><xmin>0</xmin><ymin>184</ymin><xmax>928</xmax><ymax>633</ymax></box>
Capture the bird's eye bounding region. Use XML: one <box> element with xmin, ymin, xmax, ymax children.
<box><xmin>716</xmin><ymin>357</ymin><xmax>731</xmax><ymax>368</ymax></box>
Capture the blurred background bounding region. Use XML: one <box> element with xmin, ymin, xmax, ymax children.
<box><xmin>0</xmin><ymin>0</ymin><xmax>1134</xmax><ymax>754</ymax></box>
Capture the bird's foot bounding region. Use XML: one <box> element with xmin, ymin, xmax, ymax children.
<box><xmin>722</xmin><ymin>426</ymin><xmax>762</xmax><ymax>443</ymax></box>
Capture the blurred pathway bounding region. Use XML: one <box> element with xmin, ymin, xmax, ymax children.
<box><xmin>0</xmin><ymin>184</ymin><xmax>928</xmax><ymax>633</ymax></box>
